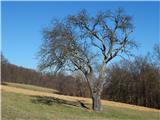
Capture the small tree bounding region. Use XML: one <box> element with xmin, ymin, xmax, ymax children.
<box><xmin>38</xmin><ymin>9</ymin><xmax>136</xmax><ymax>111</ymax></box>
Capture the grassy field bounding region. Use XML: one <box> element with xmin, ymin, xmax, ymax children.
<box><xmin>1</xmin><ymin>83</ymin><xmax>160</xmax><ymax>120</ymax></box>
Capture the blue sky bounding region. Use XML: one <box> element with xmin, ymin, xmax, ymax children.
<box><xmin>2</xmin><ymin>1</ymin><xmax>159</xmax><ymax>69</ymax></box>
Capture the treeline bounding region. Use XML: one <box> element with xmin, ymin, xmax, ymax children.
<box><xmin>102</xmin><ymin>45</ymin><xmax>160</xmax><ymax>109</ymax></box>
<box><xmin>1</xmin><ymin>54</ymin><xmax>90</xmax><ymax>97</ymax></box>
<box><xmin>1</xmin><ymin>45</ymin><xmax>160</xmax><ymax>109</ymax></box>
<box><xmin>102</xmin><ymin>57</ymin><xmax>160</xmax><ymax>109</ymax></box>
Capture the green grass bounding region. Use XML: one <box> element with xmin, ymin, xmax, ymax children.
<box><xmin>2</xmin><ymin>91</ymin><xmax>159</xmax><ymax>120</ymax></box>
<box><xmin>3</xmin><ymin>82</ymin><xmax>58</xmax><ymax>93</ymax></box>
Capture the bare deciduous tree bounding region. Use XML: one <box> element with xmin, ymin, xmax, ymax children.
<box><xmin>38</xmin><ymin>9</ymin><xmax>137</xmax><ymax>111</ymax></box>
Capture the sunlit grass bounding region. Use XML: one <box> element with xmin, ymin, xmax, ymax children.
<box><xmin>2</xmin><ymin>82</ymin><xmax>58</xmax><ymax>93</ymax></box>
<box><xmin>1</xmin><ymin>83</ymin><xmax>159</xmax><ymax>120</ymax></box>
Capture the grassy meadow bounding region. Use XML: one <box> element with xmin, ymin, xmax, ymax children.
<box><xmin>1</xmin><ymin>82</ymin><xmax>159</xmax><ymax>120</ymax></box>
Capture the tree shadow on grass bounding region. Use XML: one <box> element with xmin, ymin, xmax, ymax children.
<box><xmin>1</xmin><ymin>82</ymin><xmax>8</xmax><ymax>85</ymax></box>
<box><xmin>30</xmin><ymin>95</ymin><xmax>90</xmax><ymax>110</ymax></box>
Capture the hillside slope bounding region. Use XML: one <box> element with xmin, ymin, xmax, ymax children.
<box><xmin>1</xmin><ymin>83</ymin><xmax>160</xmax><ymax>120</ymax></box>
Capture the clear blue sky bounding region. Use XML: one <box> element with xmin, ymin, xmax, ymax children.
<box><xmin>2</xmin><ymin>1</ymin><xmax>159</xmax><ymax>69</ymax></box>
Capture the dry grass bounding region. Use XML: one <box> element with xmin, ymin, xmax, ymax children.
<box><xmin>1</xmin><ymin>85</ymin><xmax>159</xmax><ymax>112</ymax></box>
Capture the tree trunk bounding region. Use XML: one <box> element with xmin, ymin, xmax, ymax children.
<box><xmin>92</xmin><ymin>92</ymin><xmax>102</xmax><ymax>112</ymax></box>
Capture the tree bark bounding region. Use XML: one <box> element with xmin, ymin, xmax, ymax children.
<box><xmin>92</xmin><ymin>92</ymin><xmax>102</xmax><ymax>112</ymax></box>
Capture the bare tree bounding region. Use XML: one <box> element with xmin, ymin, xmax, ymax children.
<box><xmin>38</xmin><ymin>9</ymin><xmax>136</xmax><ymax>111</ymax></box>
